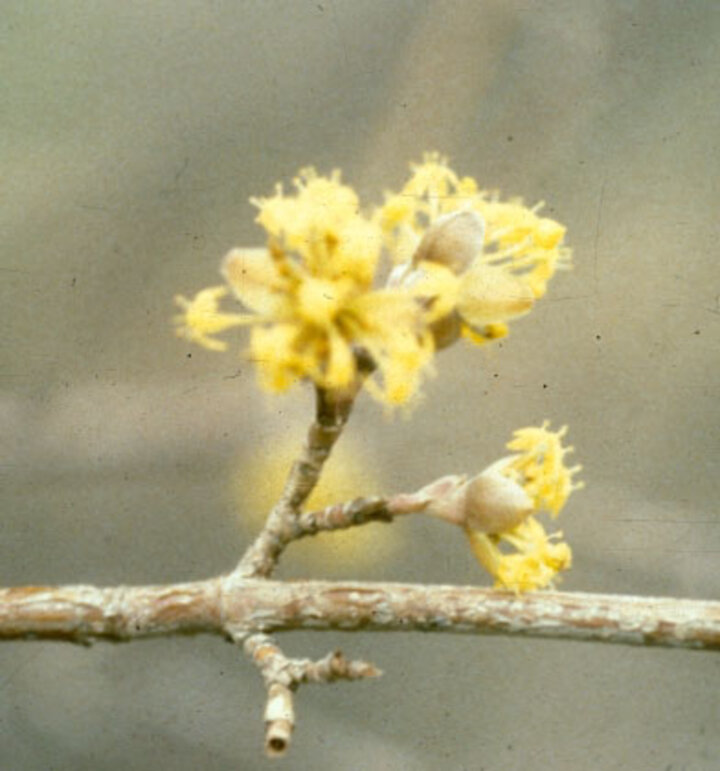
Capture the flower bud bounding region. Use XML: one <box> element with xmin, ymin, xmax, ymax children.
<box><xmin>412</xmin><ymin>210</ymin><xmax>485</xmax><ymax>274</ymax></box>
<box><xmin>461</xmin><ymin>465</ymin><xmax>534</xmax><ymax>534</ymax></box>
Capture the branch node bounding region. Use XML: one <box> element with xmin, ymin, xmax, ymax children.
<box><xmin>298</xmin><ymin>649</ymin><xmax>383</xmax><ymax>683</ymax></box>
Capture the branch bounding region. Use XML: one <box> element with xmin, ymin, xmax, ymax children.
<box><xmin>4</xmin><ymin>473</ymin><xmax>717</xmax><ymax>757</ymax></box>
<box><xmin>243</xmin><ymin>633</ymin><xmax>380</xmax><ymax>756</ymax></box>
<box><xmin>236</xmin><ymin>385</ymin><xmax>360</xmax><ymax>579</ymax></box>
<box><xmin>1</xmin><ymin>579</ymin><xmax>718</xmax><ymax>651</ymax></box>
<box><xmin>230</xmin><ymin>382</ymin><xmax>367</xmax><ymax>754</ymax></box>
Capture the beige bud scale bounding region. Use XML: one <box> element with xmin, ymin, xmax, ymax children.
<box><xmin>461</xmin><ymin>464</ymin><xmax>533</xmax><ymax>534</ymax></box>
<box><xmin>412</xmin><ymin>210</ymin><xmax>485</xmax><ymax>274</ymax></box>
<box><xmin>222</xmin><ymin>247</ymin><xmax>281</xmax><ymax>315</ymax></box>
<box><xmin>429</xmin><ymin>311</ymin><xmax>463</xmax><ymax>350</ymax></box>
<box><xmin>457</xmin><ymin>263</ymin><xmax>534</xmax><ymax>327</ymax></box>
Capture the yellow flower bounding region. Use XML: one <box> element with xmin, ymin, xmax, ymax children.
<box><xmin>476</xmin><ymin>198</ymin><xmax>570</xmax><ymax>299</ymax></box>
<box><xmin>174</xmin><ymin>156</ymin><xmax>573</xmax><ymax>403</ymax></box>
<box><xmin>173</xmin><ymin>286</ymin><xmax>251</xmax><ymax>351</ymax></box>
<box><xmin>467</xmin><ymin>517</ymin><xmax>572</xmax><ymax>593</ymax></box>
<box><xmin>503</xmin><ymin>421</ymin><xmax>584</xmax><ymax>517</ymax></box>
<box><xmin>377</xmin><ymin>153</ymin><xmax>571</xmax><ymax>345</ymax></box>
<box><xmin>175</xmin><ymin>168</ymin><xmax>434</xmax><ymax>405</ymax></box>
<box><xmin>253</xmin><ymin>168</ymin><xmax>381</xmax><ymax>286</ymax></box>
<box><xmin>463</xmin><ymin>422</ymin><xmax>582</xmax><ymax>592</ymax></box>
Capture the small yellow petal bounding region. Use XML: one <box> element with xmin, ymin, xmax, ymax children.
<box><xmin>465</xmin><ymin>528</ymin><xmax>502</xmax><ymax>577</ymax></box>
<box><xmin>461</xmin><ymin>322</ymin><xmax>508</xmax><ymax>346</ymax></box>
<box><xmin>535</xmin><ymin>218</ymin><xmax>566</xmax><ymax>249</ymax></box>
<box><xmin>174</xmin><ymin>286</ymin><xmax>251</xmax><ymax>351</ymax></box>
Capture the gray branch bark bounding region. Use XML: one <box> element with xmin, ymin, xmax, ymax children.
<box><xmin>1</xmin><ymin>579</ymin><xmax>717</xmax><ymax>651</ymax></box>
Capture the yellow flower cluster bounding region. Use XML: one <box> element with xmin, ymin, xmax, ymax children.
<box><xmin>379</xmin><ymin>152</ymin><xmax>571</xmax><ymax>345</ymax></box>
<box><xmin>177</xmin><ymin>169</ymin><xmax>433</xmax><ymax>404</ymax></box>
<box><xmin>174</xmin><ymin>155</ymin><xmax>570</xmax><ymax>406</ymax></box>
<box><xmin>504</xmin><ymin>422</ymin><xmax>583</xmax><ymax>516</ymax></box>
<box><xmin>465</xmin><ymin>423</ymin><xmax>583</xmax><ymax>592</ymax></box>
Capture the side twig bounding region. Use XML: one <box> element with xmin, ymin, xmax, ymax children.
<box><xmin>243</xmin><ymin>633</ymin><xmax>380</xmax><ymax>756</ymax></box>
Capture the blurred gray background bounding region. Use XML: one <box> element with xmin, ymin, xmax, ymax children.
<box><xmin>1</xmin><ymin>1</ymin><xmax>718</xmax><ymax>769</ymax></box>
